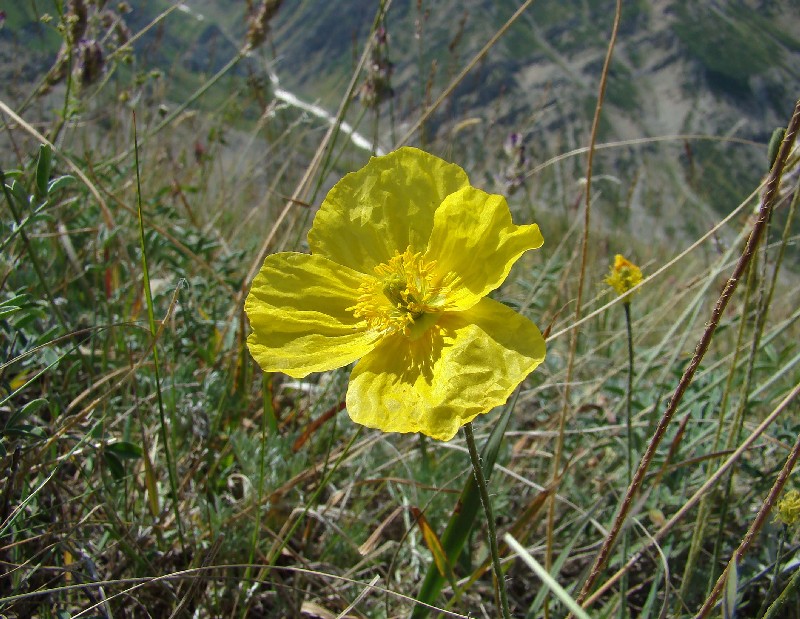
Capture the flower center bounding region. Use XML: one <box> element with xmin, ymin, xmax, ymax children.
<box><xmin>351</xmin><ymin>247</ymin><xmax>451</xmax><ymax>339</ymax></box>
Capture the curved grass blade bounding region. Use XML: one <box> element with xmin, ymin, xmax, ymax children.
<box><xmin>133</xmin><ymin>111</ymin><xmax>185</xmax><ymax>550</ymax></box>
<box><xmin>505</xmin><ymin>533</ymin><xmax>591</xmax><ymax>619</ymax></box>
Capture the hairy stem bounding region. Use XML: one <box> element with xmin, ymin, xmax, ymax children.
<box><xmin>619</xmin><ymin>300</ymin><xmax>634</xmax><ymax>618</ymax></box>
<box><xmin>464</xmin><ymin>422</ymin><xmax>511</xmax><ymax>619</ymax></box>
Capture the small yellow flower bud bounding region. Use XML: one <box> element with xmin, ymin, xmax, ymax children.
<box><xmin>776</xmin><ymin>489</ymin><xmax>800</xmax><ymax>526</ymax></box>
<box><xmin>605</xmin><ymin>254</ymin><xmax>643</xmax><ymax>297</ymax></box>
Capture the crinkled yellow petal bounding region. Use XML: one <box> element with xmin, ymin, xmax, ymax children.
<box><xmin>245</xmin><ymin>253</ymin><xmax>378</xmax><ymax>378</ymax></box>
<box><xmin>346</xmin><ymin>297</ymin><xmax>546</xmax><ymax>441</ymax></box>
<box><xmin>308</xmin><ymin>147</ymin><xmax>469</xmax><ymax>273</ymax></box>
<box><xmin>425</xmin><ymin>186</ymin><xmax>543</xmax><ymax>309</ymax></box>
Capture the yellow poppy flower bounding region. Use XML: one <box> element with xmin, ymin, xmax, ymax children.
<box><xmin>245</xmin><ymin>147</ymin><xmax>546</xmax><ymax>441</ymax></box>
<box><xmin>605</xmin><ymin>254</ymin><xmax>643</xmax><ymax>297</ymax></box>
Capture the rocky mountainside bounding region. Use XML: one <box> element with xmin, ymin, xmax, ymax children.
<box><xmin>265</xmin><ymin>0</ymin><xmax>799</xmax><ymax>236</ymax></box>
<box><xmin>268</xmin><ymin>0</ymin><xmax>797</xmax><ymax>142</ymax></box>
<box><xmin>3</xmin><ymin>0</ymin><xmax>798</xmax><ymax>241</ymax></box>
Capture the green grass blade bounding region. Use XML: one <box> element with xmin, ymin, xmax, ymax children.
<box><xmin>525</xmin><ymin>505</ymin><xmax>596</xmax><ymax>618</ymax></box>
<box><xmin>132</xmin><ymin>111</ymin><xmax>185</xmax><ymax>551</ymax></box>
<box><xmin>505</xmin><ymin>533</ymin><xmax>592</xmax><ymax>619</ymax></box>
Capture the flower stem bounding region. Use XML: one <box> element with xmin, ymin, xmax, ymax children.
<box><xmin>464</xmin><ymin>422</ymin><xmax>512</xmax><ymax>619</ymax></box>
<box><xmin>620</xmin><ymin>301</ymin><xmax>635</xmax><ymax>619</ymax></box>
<box><xmin>623</xmin><ymin>302</ymin><xmax>635</xmax><ymax>487</ymax></box>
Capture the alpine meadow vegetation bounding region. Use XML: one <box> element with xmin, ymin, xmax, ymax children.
<box><xmin>1</xmin><ymin>1</ymin><xmax>799</xmax><ymax>618</ymax></box>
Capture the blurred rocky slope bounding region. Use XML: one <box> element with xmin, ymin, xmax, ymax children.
<box><xmin>3</xmin><ymin>1</ymin><xmax>798</xmax><ymax>240</ymax></box>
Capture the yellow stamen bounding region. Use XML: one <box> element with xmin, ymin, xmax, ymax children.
<box><xmin>350</xmin><ymin>247</ymin><xmax>452</xmax><ymax>338</ymax></box>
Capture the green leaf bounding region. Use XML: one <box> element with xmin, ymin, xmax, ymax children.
<box><xmin>9</xmin><ymin>179</ymin><xmax>28</xmax><ymax>207</ymax></box>
<box><xmin>6</xmin><ymin>398</ymin><xmax>48</xmax><ymax>429</ymax></box>
<box><xmin>0</xmin><ymin>306</ymin><xmax>22</xmax><ymax>319</ymax></box>
<box><xmin>47</xmin><ymin>175</ymin><xmax>75</xmax><ymax>194</ymax></box>
<box><xmin>36</xmin><ymin>143</ymin><xmax>53</xmax><ymax>197</ymax></box>
<box><xmin>723</xmin><ymin>559</ymin><xmax>738</xmax><ymax>619</ymax></box>
<box><xmin>0</xmin><ymin>293</ymin><xmax>28</xmax><ymax>307</ymax></box>
<box><xmin>2</xmin><ymin>169</ymin><xmax>23</xmax><ymax>181</ymax></box>
<box><xmin>410</xmin><ymin>396</ymin><xmax>517</xmax><ymax>619</ymax></box>
<box><xmin>104</xmin><ymin>451</ymin><xmax>125</xmax><ymax>481</ymax></box>
<box><xmin>106</xmin><ymin>441</ymin><xmax>143</xmax><ymax>459</ymax></box>
<box><xmin>3</xmin><ymin>425</ymin><xmax>46</xmax><ymax>440</ymax></box>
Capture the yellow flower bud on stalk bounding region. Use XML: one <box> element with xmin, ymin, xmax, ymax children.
<box><xmin>776</xmin><ymin>489</ymin><xmax>800</xmax><ymax>526</ymax></box>
<box><xmin>605</xmin><ymin>254</ymin><xmax>643</xmax><ymax>298</ymax></box>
